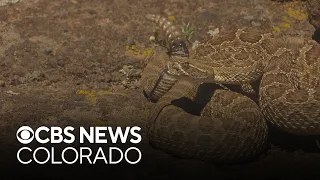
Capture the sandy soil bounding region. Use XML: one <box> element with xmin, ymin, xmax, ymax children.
<box><xmin>0</xmin><ymin>0</ymin><xmax>319</xmax><ymax>179</ymax></box>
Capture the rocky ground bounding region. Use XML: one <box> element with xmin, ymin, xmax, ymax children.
<box><xmin>0</xmin><ymin>0</ymin><xmax>319</xmax><ymax>179</ymax></box>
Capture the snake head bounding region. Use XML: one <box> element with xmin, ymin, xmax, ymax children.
<box><xmin>166</xmin><ymin>39</ymin><xmax>191</xmax><ymax>76</ymax></box>
<box><xmin>166</xmin><ymin>60</ymin><xmax>211</xmax><ymax>80</ymax></box>
<box><xmin>166</xmin><ymin>61</ymin><xmax>188</xmax><ymax>76</ymax></box>
<box><xmin>166</xmin><ymin>39</ymin><xmax>214</xmax><ymax>80</ymax></box>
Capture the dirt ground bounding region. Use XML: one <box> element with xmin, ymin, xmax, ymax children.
<box><xmin>0</xmin><ymin>0</ymin><xmax>320</xmax><ymax>179</ymax></box>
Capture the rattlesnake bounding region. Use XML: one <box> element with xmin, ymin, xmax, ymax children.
<box><xmin>140</xmin><ymin>14</ymin><xmax>320</xmax><ymax>164</ymax></box>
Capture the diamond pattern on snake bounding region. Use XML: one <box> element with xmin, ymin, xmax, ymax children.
<box><xmin>140</xmin><ymin>13</ymin><xmax>320</xmax><ymax>164</ymax></box>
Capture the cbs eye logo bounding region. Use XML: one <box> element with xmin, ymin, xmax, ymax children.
<box><xmin>16</xmin><ymin>126</ymin><xmax>34</xmax><ymax>144</ymax></box>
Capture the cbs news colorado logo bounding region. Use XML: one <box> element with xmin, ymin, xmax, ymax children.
<box><xmin>16</xmin><ymin>126</ymin><xmax>142</xmax><ymax>165</ymax></box>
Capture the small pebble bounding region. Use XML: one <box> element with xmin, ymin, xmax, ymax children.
<box><xmin>251</xmin><ymin>21</ymin><xmax>261</xmax><ymax>27</ymax></box>
<box><xmin>0</xmin><ymin>80</ymin><xmax>5</xmax><ymax>87</ymax></box>
<box><xmin>243</xmin><ymin>15</ymin><xmax>254</xmax><ymax>21</ymax></box>
<box><xmin>207</xmin><ymin>28</ymin><xmax>220</xmax><ymax>37</ymax></box>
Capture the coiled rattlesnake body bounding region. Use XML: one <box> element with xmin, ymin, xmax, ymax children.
<box><xmin>141</xmin><ymin>14</ymin><xmax>320</xmax><ymax>164</ymax></box>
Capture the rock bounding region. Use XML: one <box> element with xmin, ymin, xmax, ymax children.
<box><xmin>243</xmin><ymin>15</ymin><xmax>254</xmax><ymax>21</ymax></box>
<box><xmin>48</xmin><ymin>74</ymin><xmax>60</xmax><ymax>83</ymax></box>
<box><xmin>133</xmin><ymin>80</ymin><xmax>141</xmax><ymax>88</ymax></box>
<box><xmin>251</xmin><ymin>21</ymin><xmax>261</xmax><ymax>27</ymax></box>
<box><xmin>0</xmin><ymin>80</ymin><xmax>5</xmax><ymax>87</ymax></box>
<box><xmin>306</xmin><ymin>0</ymin><xmax>320</xmax><ymax>29</ymax></box>
<box><xmin>0</xmin><ymin>0</ymin><xmax>21</xmax><ymax>7</ymax></box>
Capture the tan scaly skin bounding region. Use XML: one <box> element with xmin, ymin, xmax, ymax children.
<box><xmin>141</xmin><ymin>14</ymin><xmax>320</xmax><ymax>164</ymax></box>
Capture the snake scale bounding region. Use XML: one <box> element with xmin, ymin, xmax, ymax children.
<box><xmin>140</xmin><ymin>13</ymin><xmax>320</xmax><ymax>164</ymax></box>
